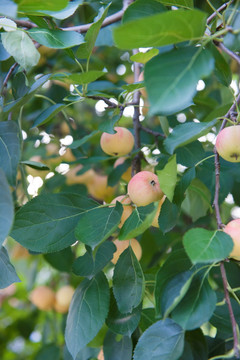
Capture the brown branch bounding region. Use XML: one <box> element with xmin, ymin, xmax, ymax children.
<box><xmin>1</xmin><ymin>62</ymin><xmax>18</xmax><ymax>96</ymax></box>
<box><xmin>217</xmin><ymin>42</ymin><xmax>240</xmax><ymax>66</ymax></box>
<box><xmin>140</xmin><ymin>126</ymin><xmax>166</xmax><ymax>138</ymax></box>
<box><xmin>14</xmin><ymin>19</ymin><xmax>37</xmax><ymax>28</ymax></box>
<box><xmin>206</xmin><ymin>1</ymin><xmax>232</xmax><ymax>25</ymax></box>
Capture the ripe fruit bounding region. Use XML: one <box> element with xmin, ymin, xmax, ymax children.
<box><xmin>224</xmin><ymin>219</ymin><xmax>240</xmax><ymax>260</ymax></box>
<box><xmin>54</xmin><ymin>285</ymin><xmax>74</xmax><ymax>313</ymax></box>
<box><xmin>111</xmin><ymin>195</ymin><xmax>133</xmax><ymax>228</ymax></box>
<box><xmin>100</xmin><ymin>127</ymin><xmax>134</xmax><ymax>156</ymax></box>
<box><xmin>215</xmin><ymin>125</ymin><xmax>240</xmax><ymax>162</ymax></box>
<box><xmin>29</xmin><ymin>286</ymin><xmax>55</xmax><ymax>311</ymax></box>
<box><xmin>113</xmin><ymin>157</ymin><xmax>132</xmax><ymax>182</ymax></box>
<box><xmin>88</xmin><ymin>174</ymin><xmax>116</xmax><ymax>202</ymax></box>
<box><xmin>128</xmin><ymin>171</ymin><xmax>164</xmax><ymax>207</ymax></box>
<box><xmin>151</xmin><ymin>196</ymin><xmax>166</xmax><ymax>228</ymax></box>
<box><xmin>112</xmin><ymin>238</ymin><xmax>142</xmax><ymax>265</ymax></box>
<box><xmin>66</xmin><ymin>164</ymin><xmax>96</xmax><ymax>185</ymax></box>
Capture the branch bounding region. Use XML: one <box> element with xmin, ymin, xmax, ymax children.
<box><xmin>140</xmin><ymin>126</ymin><xmax>166</xmax><ymax>139</ymax></box>
<box><xmin>217</xmin><ymin>42</ymin><xmax>240</xmax><ymax>66</ymax></box>
<box><xmin>1</xmin><ymin>62</ymin><xmax>18</xmax><ymax>96</ymax></box>
<box><xmin>207</xmin><ymin>1</ymin><xmax>232</xmax><ymax>25</ymax></box>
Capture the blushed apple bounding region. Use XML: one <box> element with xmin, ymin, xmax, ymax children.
<box><xmin>216</xmin><ymin>125</ymin><xmax>240</xmax><ymax>162</ymax></box>
<box><xmin>111</xmin><ymin>195</ymin><xmax>133</xmax><ymax>228</ymax></box>
<box><xmin>30</xmin><ymin>286</ymin><xmax>55</xmax><ymax>311</ymax></box>
<box><xmin>224</xmin><ymin>219</ymin><xmax>240</xmax><ymax>260</ymax></box>
<box><xmin>112</xmin><ymin>238</ymin><xmax>142</xmax><ymax>265</ymax></box>
<box><xmin>100</xmin><ymin>127</ymin><xmax>134</xmax><ymax>156</ymax></box>
<box><xmin>113</xmin><ymin>157</ymin><xmax>132</xmax><ymax>182</ymax></box>
<box><xmin>151</xmin><ymin>196</ymin><xmax>166</xmax><ymax>228</ymax></box>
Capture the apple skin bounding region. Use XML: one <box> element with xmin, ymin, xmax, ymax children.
<box><xmin>29</xmin><ymin>286</ymin><xmax>56</xmax><ymax>311</ymax></box>
<box><xmin>224</xmin><ymin>219</ymin><xmax>240</xmax><ymax>260</ymax></box>
<box><xmin>128</xmin><ymin>171</ymin><xmax>164</xmax><ymax>207</ymax></box>
<box><xmin>100</xmin><ymin>127</ymin><xmax>134</xmax><ymax>156</ymax></box>
<box><xmin>216</xmin><ymin>126</ymin><xmax>240</xmax><ymax>162</ymax></box>
<box><xmin>112</xmin><ymin>238</ymin><xmax>142</xmax><ymax>265</ymax></box>
<box><xmin>88</xmin><ymin>174</ymin><xmax>116</xmax><ymax>202</ymax></box>
<box><xmin>54</xmin><ymin>285</ymin><xmax>74</xmax><ymax>313</ymax></box>
<box><xmin>111</xmin><ymin>195</ymin><xmax>133</xmax><ymax>228</ymax></box>
<box><xmin>113</xmin><ymin>157</ymin><xmax>132</xmax><ymax>182</ymax></box>
<box><xmin>66</xmin><ymin>164</ymin><xmax>96</xmax><ymax>185</ymax></box>
<box><xmin>151</xmin><ymin>196</ymin><xmax>166</xmax><ymax>228</ymax></box>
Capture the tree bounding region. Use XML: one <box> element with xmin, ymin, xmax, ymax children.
<box><xmin>0</xmin><ymin>0</ymin><xmax>240</xmax><ymax>359</ymax></box>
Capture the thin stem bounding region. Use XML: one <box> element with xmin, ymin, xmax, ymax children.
<box><xmin>195</xmin><ymin>154</ymin><xmax>215</xmax><ymax>168</ymax></box>
<box><xmin>216</xmin><ymin>42</ymin><xmax>240</xmax><ymax>66</ymax></box>
<box><xmin>140</xmin><ymin>125</ymin><xmax>165</xmax><ymax>138</ymax></box>
<box><xmin>1</xmin><ymin>62</ymin><xmax>18</xmax><ymax>96</ymax></box>
<box><xmin>207</xmin><ymin>1</ymin><xmax>232</xmax><ymax>24</ymax></box>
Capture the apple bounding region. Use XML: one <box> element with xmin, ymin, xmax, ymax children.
<box><xmin>151</xmin><ymin>196</ymin><xmax>166</xmax><ymax>228</ymax></box>
<box><xmin>54</xmin><ymin>285</ymin><xmax>74</xmax><ymax>313</ymax></box>
<box><xmin>100</xmin><ymin>127</ymin><xmax>134</xmax><ymax>156</ymax></box>
<box><xmin>29</xmin><ymin>286</ymin><xmax>55</xmax><ymax>311</ymax></box>
<box><xmin>215</xmin><ymin>125</ymin><xmax>240</xmax><ymax>162</ymax></box>
<box><xmin>113</xmin><ymin>157</ymin><xmax>132</xmax><ymax>182</ymax></box>
<box><xmin>112</xmin><ymin>238</ymin><xmax>142</xmax><ymax>265</ymax></box>
<box><xmin>11</xmin><ymin>243</ymin><xmax>30</xmax><ymax>260</ymax></box>
<box><xmin>224</xmin><ymin>219</ymin><xmax>240</xmax><ymax>260</ymax></box>
<box><xmin>88</xmin><ymin>174</ymin><xmax>116</xmax><ymax>202</ymax></box>
<box><xmin>66</xmin><ymin>164</ymin><xmax>96</xmax><ymax>185</ymax></box>
<box><xmin>128</xmin><ymin>171</ymin><xmax>164</xmax><ymax>207</ymax></box>
<box><xmin>111</xmin><ymin>195</ymin><xmax>133</xmax><ymax>228</ymax></box>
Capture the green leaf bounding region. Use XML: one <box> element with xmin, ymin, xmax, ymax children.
<box><xmin>94</xmin><ymin>241</ymin><xmax>117</xmax><ymax>274</ymax></box>
<box><xmin>44</xmin><ymin>247</ymin><xmax>74</xmax><ymax>272</ymax></box>
<box><xmin>114</xmin><ymin>10</ymin><xmax>206</xmax><ymax>49</ymax></box>
<box><xmin>103</xmin><ymin>331</ymin><xmax>133</xmax><ymax>360</ymax></box>
<box><xmin>65</xmin><ymin>271</ymin><xmax>110</xmax><ymax>360</ymax></box>
<box><xmin>223</xmin><ymin>7</ymin><xmax>240</xmax><ymax>51</ymax></box>
<box><xmin>210</xmin><ymin>44</ymin><xmax>232</xmax><ymax>87</ymax></box>
<box><xmin>108</xmin><ymin>158</ymin><xmax>131</xmax><ymax>187</ymax></box>
<box><xmin>69</xmin><ymin>130</ymin><xmax>99</xmax><ymax>149</ymax></box>
<box><xmin>172</xmin><ymin>276</ymin><xmax>216</xmax><ymax>330</ymax></box>
<box><xmin>0</xmin><ymin>246</ymin><xmax>20</xmax><ymax>289</ymax></box>
<box><xmin>72</xmin><ymin>248</ymin><xmax>94</xmax><ymax>277</ymax></box>
<box><xmin>161</xmin><ymin>270</ymin><xmax>194</xmax><ymax>318</ymax></box>
<box><xmin>181</xmin><ymin>329</ymin><xmax>208</xmax><ymax>359</ymax></box>
<box><xmin>119</xmin><ymin>203</ymin><xmax>158</xmax><ymax>240</ymax></box>
<box><xmin>164</xmin><ymin>119</ymin><xmax>217</xmax><ymax>154</ymax></box>
<box><xmin>75</xmin><ymin>202</ymin><xmax>123</xmax><ymax>248</ymax></box>
<box><xmin>130</xmin><ymin>49</ymin><xmax>159</xmax><ymax>64</ymax></box>
<box><xmin>183</xmin><ymin>228</ymin><xmax>233</xmax><ymax>264</ymax></box>
<box><xmin>157</xmin><ymin>155</ymin><xmax>177</xmax><ymax>202</ymax></box>
<box><xmin>123</xmin><ymin>0</ymin><xmax>166</xmax><ymax>23</ymax></box>
<box><xmin>12</xmin><ymin>72</ymin><xmax>30</xmax><ymax>99</ymax></box>
<box><xmin>156</xmin><ymin>0</ymin><xmax>193</xmax><ymax>7</ymax></box>
<box><xmin>133</xmin><ymin>318</ymin><xmax>185</xmax><ymax>360</ymax></box>
<box><xmin>0</xmin><ymin>121</ymin><xmax>20</xmax><ymax>186</ymax></box>
<box><xmin>113</xmin><ymin>247</ymin><xmax>144</xmax><ymax>314</ymax></box>
<box><xmin>66</xmin><ymin>71</ymin><xmax>106</xmax><ymax>85</ymax></box>
<box><xmin>106</xmin><ymin>290</ymin><xmax>141</xmax><ymax>336</ymax></box>
<box><xmin>0</xmin><ymin>169</ymin><xmax>14</xmax><ymax>247</ymax></box>
<box><xmin>32</xmin><ymin>103</ymin><xmax>65</xmax><ymax>128</ymax></box>
<box><xmin>155</xmin><ymin>248</ymin><xmax>192</xmax><ymax>317</ymax></box>
<box><xmin>158</xmin><ymin>198</ymin><xmax>179</xmax><ymax>234</ymax></box>
<box><xmin>11</xmin><ymin>193</ymin><xmax>98</xmax><ymax>253</ymax></box>
<box><xmin>28</xmin><ymin>28</ymin><xmax>84</xmax><ymax>49</ymax></box>
<box><xmin>175</xmin><ymin>141</ymin><xmax>205</xmax><ymax>167</ymax></box>
<box><xmin>21</xmin><ymin>160</ymin><xmax>50</xmax><ymax>171</ymax></box>
<box><xmin>18</xmin><ymin>0</ymin><xmax>68</xmax><ymax>12</ymax></box>
<box><xmin>35</xmin><ymin>344</ymin><xmax>60</xmax><ymax>360</ymax></box>
<box><xmin>173</xmin><ymin>167</ymin><xmax>196</xmax><ymax>205</ymax></box>
<box><xmin>35</xmin><ymin>0</ymin><xmax>83</xmax><ymax>20</ymax></box>
<box><xmin>77</xmin><ymin>4</ymin><xmax>110</xmax><ymax>59</ymax></box>
<box><xmin>0</xmin><ymin>0</ymin><xmax>17</xmax><ymax>17</ymax></box>
<box><xmin>1</xmin><ymin>31</ymin><xmax>40</xmax><ymax>71</ymax></box>
<box><xmin>145</xmin><ymin>47</ymin><xmax>214</xmax><ymax>116</ymax></box>
<box><xmin>181</xmin><ymin>178</ymin><xmax>212</xmax><ymax>222</ymax></box>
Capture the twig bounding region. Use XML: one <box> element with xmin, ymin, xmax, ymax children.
<box><xmin>14</xmin><ymin>19</ymin><xmax>37</xmax><ymax>28</ymax></box>
<box><xmin>86</xmin><ymin>95</ymin><xmax>118</xmax><ymax>108</ymax></box>
<box><xmin>140</xmin><ymin>126</ymin><xmax>166</xmax><ymax>138</ymax></box>
<box><xmin>217</xmin><ymin>42</ymin><xmax>240</xmax><ymax>66</ymax></box>
<box><xmin>1</xmin><ymin>62</ymin><xmax>18</xmax><ymax>95</ymax></box>
<box><xmin>220</xmin><ymin>262</ymin><xmax>240</xmax><ymax>358</ymax></box>
<box><xmin>207</xmin><ymin>1</ymin><xmax>232</xmax><ymax>25</ymax></box>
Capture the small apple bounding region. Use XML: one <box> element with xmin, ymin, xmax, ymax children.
<box><xmin>111</xmin><ymin>195</ymin><xmax>133</xmax><ymax>228</ymax></box>
<box><xmin>112</xmin><ymin>238</ymin><xmax>142</xmax><ymax>265</ymax></box>
<box><xmin>215</xmin><ymin>125</ymin><xmax>240</xmax><ymax>162</ymax></box>
<box><xmin>224</xmin><ymin>219</ymin><xmax>240</xmax><ymax>260</ymax></box>
<box><xmin>151</xmin><ymin>196</ymin><xmax>166</xmax><ymax>228</ymax></box>
<box><xmin>100</xmin><ymin>127</ymin><xmax>134</xmax><ymax>156</ymax></box>
<box><xmin>113</xmin><ymin>157</ymin><xmax>132</xmax><ymax>182</ymax></box>
<box><xmin>54</xmin><ymin>285</ymin><xmax>74</xmax><ymax>313</ymax></box>
<box><xmin>128</xmin><ymin>171</ymin><xmax>164</xmax><ymax>207</ymax></box>
<box><xmin>29</xmin><ymin>286</ymin><xmax>55</xmax><ymax>311</ymax></box>
<box><xmin>66</xmin><ymin>164</ymin><xmax>96</xmax><ymax>185</ymax></box>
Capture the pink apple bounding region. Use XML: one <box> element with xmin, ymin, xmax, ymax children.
<box><xmin>111</xmin><ymin>195</ymin><xmax>133</xmax><ymax>228</ymax></box>
<box><xmin>216</xmin><ymin>125</ymin><xmax>240</xmax><ymax>162</ymax></box>
<box><xmin>224</xmin><ymin>219</ymin><xmax>240</xmax><ymax>260</ymax></box>
<box><xmin>100</xmin><ymin>127</ymin><xmax>134</xmax><ymax>156</ymax></box>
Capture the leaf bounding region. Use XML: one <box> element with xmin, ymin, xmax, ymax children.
<box><xmin>77</xmin><ymin>4</ymin><xmax>110</xmax><ymax>59</ymax></box>
<box><xmin>157</xmin><ymin>155</ymin><xmax>177</xmax><ymax>202</ymax></box>
<box><xmin>172</xmin><ymin>276</ymin><xmax>217</xmax><ymax>330</ymax></box>
<box><xmin>0</xmin><ymin>121</ymin><xmax>20</xmax><ymax>186</ymax></box>
<box><xmin>11</xmin><ymin>193</ymin><xmax>99</xmax><ymax>253</ymax></box>
<box><xmin>156</xmin><ymin>0</ymin><xmax>193</xmax><ymax>7</ymax></box>
<box><xmin>180</xmin><ymin>329</ymin><xmax>208</xmax><ymax>360</ymax></box>
<box><xmin>161</xmin><ymin>270</ymin><xmax>194</xmax><ymax>318</ymax></box>
<box><xmin>66</xmin><ymin>71</ymin><xmax>106</xmax><ymax>85</ymax></box>
<box><xmin>123</xmin><ymin>0</ymin><xmax>166</xmax><ymax>23</ymax></box>
<box><xmin>175</xmin><ymin>141</ymin><xmax>205</xmax><ymax>167</ymax></box>
<box><xmin>130</xmin><ymin>49</ymin><xmax>159</xmax><ymax>64</ymax></box>
<box><xmin>72</xmin><ymin>248</ymin><xmax>94</xmax><ymax>277</ymax></box>
<box><xmin>155</xmin><ymin>248</ymin><xmax>192</xmax><ymax>317</ymax></box>
<box><xmin>32</xmin><ymin>103</ymin><xmax>65</xmax><ymax>128</ymax></box>
<box><xmin>35</xmin><ymin>0</ymin><xmax>83</xmax><ymax>20</ymax></box>
<box><xmin>12</xmin><ymin>72</ymin><xmax>30</xmax><ymax>99</ymax></box>
<box><xmin>114</xmin><ymin>10</ymin><xmax>206</xmax><ymax>49</ymax></box>
<box><xmin>1</xmin><ymin>31</ymin><xmax>40</xmax><ymax>71</ymax></box>
<box><xmin>119</xmin><ymin>203</ymin><xmax>158</xmax><ymax>240</ymax></box>
<box><xmin>0</xmin><ymin>246</ymin><xmax>21</xmax><ymax>289</ymax></box>
<box><xmin>0</xmin><ymin>169</ymin><xmax>14</xmax><ymax>247</ymax></box>
<box><xmin>21</xmin><ymin>160</ymin><xmax>50</xmax><ymax>171</ymax></box>
<box><xmin>173</xmin><ymin>167</ymin><xmax>196</xmax><ymax>205</ymax></box>
<box><xmin>0</xmin><ymin>0</ymin><xmax>17</xmax><ymax>17</ymax></box>
<box><xmin>210</xmin><ymin>44</ymin><xmax>232</xmax><ymax>87</ymax></box>
<box><xmin>108</xmin><ymin>158</ymin><xmax>131</xmax><ymax>187</ymax></box>
<box><xmin>158</xmin><ymin>198</ymin><xmax>179</xmax><ymax>234</ymax></box>
<box><xmin>145</xmin><ymin>47</ymin><xmax>215</xmax><ymax>116</ymax></box>
<box><xmin>75</xmin><ymin>202</ymin><xmax>123</xmax><ymax>248</ymax></box>
<box><xmin>94</xmin><ymin>241</ymin><xmax>117</xmax><ymax>274</ymax></box>
<box><xmin>164</xmin><ymin>119</ymin><xmax>217</xmax><ymax>154</ymax></box>
<box><xmin>18</xmin><ymin>0</ymin><xmax>68</xmax><ymax>12</ymax></box>
<box><xmin>35</xmin><ymin>344</ymin><xmax>61</xmax><ymax>360</ymax></box>
<box><xmin>106</xmin><ymin>290</ymin><xmax>141</xmax><ymax>336</ymax></box>
<box><xmin>65</xmin><ymin>271</ymin><xmax>110</xmax><ymax>360</ymax></box>
<box><xmin>113</xmin><ymin>247</ymin><xmax>144</xmax><ymax>314</ymax></box>
<box><xmin>183</xmin><ymin>228</ymin><xmax>233</xmax><ymax>264</ymax></box>
<box><xmin>223</xmin><ymin>7</ymin><xmax>240</xmax><ymax>51</ymax></box>
<box><xmin>103</xmin><ymin>330</ymin><xmax>133</xmax><ymax>360</ymax></box>
<box><xmin>133</xmin><ymin>318</ymin><xmax>185</xmax><ymax>360</ymax></box>
<box><xmin>181</xmin><ymin>178</ymin><xmax>212</xmax><ymax>222</ymax></box>
<box><xmin>28</xmin><ymin>28</ymin><xmax>85</xmax><ymax>49</ymax></box>
<box><xmin>44</xmin><ymin>247</ymin><xmax>74</xmax><ymax>272</ymax></box>
<box><xmin>69</xmin><ymin>130</ymin><xmax>99</xmax><ymax>149</ymax></box>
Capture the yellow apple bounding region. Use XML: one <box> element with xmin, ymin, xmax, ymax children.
<box><xmin>224</xmin><ymin>219</ymin><xmax>240</xmax><ymax>260</ymax></box>
<box><xmin>29</xmin><ymin>286</ymin><xmax>55</xmax><ymax>311</ymax></box>
<box><xmin>112</xmin><ymin>238</ymin><xmax>142</xmax><ymax>265</ymax></box>
<box><xmin>100</xmin><ymin>127</ymin><xmax>134</xmax><ymax>156</ymax></box>
<box><xmin>54</xmin><ymin>285</ymin><xmax>74</xmax><ymax>313</ymax></box>
<box><xmin>128</xmin><ymin>171</ymin><xmax>164</xmax><ymax>207</ymax></box>
<box><xmin>113</xmin><ymin>157</ymin><xmax>132</xmax><ymax>182</ymax></box>
<box><xmin>151</xmin><ymin>196</ymin><xmax>166</xmax><ymax>228</ymax></box>
<box><xmin>66</xmin><ymin>164</ymin><xmax>96</xmax><ymax>185</ymax></box>
<box><xmin>88</xmin><ymin>174</ymin><xmax>116</xmax><ymax>202</ymax></box>
<box><xmin>111</xmin><ymin>195</ymin><xmax>133</xmax><ymax>228</ymax></box>
<box><xmin>216</xmin><ymin>125</ymin><xmax>240</xmax><ymax>162</ymax></box>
